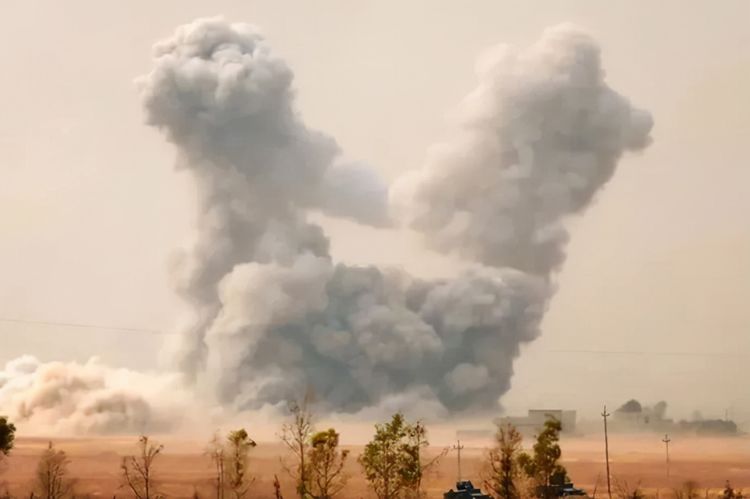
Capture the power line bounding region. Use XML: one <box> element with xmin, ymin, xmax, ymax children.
<box><xmin>452</xmin><ymin>439</ymin><xmax>465</xmax><ymax>483</ymax></box>
<box><xmin>0</xmin><ymin>319</ymin><xmax>744</xmax><ymax>355</ymax></box>
<box><xmin>662</xmin><ymin>434</ymin><xmax>671</xmax><ymax>479</ymax></box>
<box><xmin>602</xmin><ymin>405</ymin><xmax>612</xmax><ymax>499</ymax></box>
<box><xmin>0</xmin><ymin>317</ymin><xmax>163</xmax><ymax>335</ymax></box>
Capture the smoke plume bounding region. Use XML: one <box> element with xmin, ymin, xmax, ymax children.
<box><xmin>133</xmin><ymin>18</ymin><xmax>653</xmax><ymax>417</ymax></box>
<box><xmin>2</xmin><ymin>19</ymin><xmax>654</xmax><ymax>433</ymax></box>
<box><xmin>392</xmin><ymin>24</ymin><xmax>652</xmax><ymax>274</ymax></box>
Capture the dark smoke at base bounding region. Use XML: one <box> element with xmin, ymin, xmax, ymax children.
<box><xmin>200</xmin><ymin>257</ymin><xmax>547</xmax><ymax>414</ymax></box>
<box><xmin>0</xmin><ymin>19</ymin><xmax>652</xmax><ymax>433</ymax></box>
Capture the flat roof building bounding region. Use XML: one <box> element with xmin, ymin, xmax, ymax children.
<box><xmin>496</xmin><ymin>409</ymin><xmax>577</xmax><ymax>435</ymax></box>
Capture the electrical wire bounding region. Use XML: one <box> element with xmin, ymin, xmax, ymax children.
<box><xmin>0</xmin><ymin>317</ymin><xmax>163</xmax><ymax>335</ymax></box>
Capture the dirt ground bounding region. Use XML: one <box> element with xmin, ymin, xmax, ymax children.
<box><xmin>1</xmin><ymin>434</ymin><xmax>749</xmax><ymax>498</ymax></box>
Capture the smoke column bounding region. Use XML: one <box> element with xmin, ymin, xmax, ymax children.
<box><xmin>136</xmin><ymin>19</ymin><xmax>652</xmax><ymax>416</ymax></box>
<box><xmin>392</xmin><ymin>24</ymin><xmax>653</xmax><ymax>273</ymax></box>
<box><xmin>0</xmin><ymin>19</ymin><xmax>653</xmax><ymax>433</ymax></box>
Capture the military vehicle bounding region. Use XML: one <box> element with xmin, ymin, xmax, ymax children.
<box><xmin>535</xmin><ymin>482</ymin><xmax>588</xmax><ymax>498</ymax></box>
<box><xmin>443</xmin><ymin>480</ymin><xmax>491</xmax><ymax>499</ymax></box>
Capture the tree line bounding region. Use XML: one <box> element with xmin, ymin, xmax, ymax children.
<box><xmin>0</xmin><ymin>411</ymin><xmax>745</xmax><ymax>499</ymax></box>
<box><xmin>0</xmin><ymin>400</ymin><xmax>444</xmax><ymax>499</ymax></box>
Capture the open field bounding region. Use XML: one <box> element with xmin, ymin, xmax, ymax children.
<box><xmin>2</xmin><ymin>434</ymin><xmax>749</xmax><ymax>498</ymax></box>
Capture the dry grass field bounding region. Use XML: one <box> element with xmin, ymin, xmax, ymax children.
<box><xmin>1</xmin><ymin>434</ymin><xmax>749</xmax><ymax>498</ymax></box>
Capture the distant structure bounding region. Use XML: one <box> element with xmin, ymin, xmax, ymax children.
<box><xmin>681</xmin><ymin>418</ymin><xmax>738</xmax><ymax>435</ymax></box>
<box><xmin>610</xmin><ymin>399</ymin><xmax>739</xmax><ymax>435</ymax></box>
<box><xmin>613</xmin><ymin>399</ymin><xmax>671</xmax><ymax>428</ymax></box>
<box><xmin>496</xmin><ymin>409</ymin><xmax>577</xmax><ymax>435</ymax></box>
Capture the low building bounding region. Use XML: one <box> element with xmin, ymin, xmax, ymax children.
<box><xmin>611</xmin><ymin>399</ymin><xmax>675</xmax><ymax>433</ymax></box>
<box><xmin>496</xmin><ymin>409</ymin><xmax>577</xmax><ymax>435</ymax></box>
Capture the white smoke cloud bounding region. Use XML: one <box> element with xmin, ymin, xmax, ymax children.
<box><xmin>0</xmin><ymin>356</ymin><xmax>187</xmax><ymax>435</ymax></box>
<box><xmin>391</xmin><ymin>23</ymin><xmax>653</xmax><ymax>274</ymax></box>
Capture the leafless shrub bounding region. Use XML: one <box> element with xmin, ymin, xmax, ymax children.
<box><xmin>273</xmin><ymin>475</ymin><xmax>283</xmax><ymax>499</ymax></box>
<box><xmin>673</xmin><ymin>481</ymin><xmax>701</xmax><ymax>499</ymax></box>
<box><xmin>613</xmin><ymin>477</ymin><xmax>645</xmax><ymax>499</ymax></box>
<box><xmin>280</xmin><ymin>392</ymin><xmax>314</xmax><ymax>499</ymax></box>
<box><xmin>120</xmin><ymin>436</ymin><xmax>163</xmax><ymax>499</ymax></box>
<box><xmin>34</xmin><ymin>442</ymin><xmax>75</xmax><ymax>499</ymax></box>
<box><xmin>723</xmin><ymin>481</ymin><xmax>745</xmax><ymax>499</ymax></box>
<box><xmin>206</xmin><ymin>432</ymin><xmax>226</xmax><ymax>499</ymax></box>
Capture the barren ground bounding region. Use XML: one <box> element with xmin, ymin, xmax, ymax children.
<box><xmin>1</xmin><ymin>434</ymin><xmax>749</xmax><ymax>498</ymax></box>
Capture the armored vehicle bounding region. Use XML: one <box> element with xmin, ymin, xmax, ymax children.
<box><xmin>443</xmin><ymin>480</ymin><xmax>491</xmax><ymax>499</ymax></box>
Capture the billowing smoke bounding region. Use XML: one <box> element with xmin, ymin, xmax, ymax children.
<box><xmin>1</xmin><ymin>19</ymin><xmax>653</xmax><ymax>433</ymax></box>
<box><xmin>137</xmin><ymin>17</ymin><xmax>390</xmax><ymax>379</ymax></box>
<box><xmin>392</xmin><ymin>24</ymin><xmax>652</xmax><ymax>274</ymax></box>
<box><xmin>134</xmin><ymin>18</ymin><xmax>652</xmax><ymax>417</ymax></box>
<box><xmin>0</xmin><ymin>356</ymin><xmax>186</xmax><ymax>434</ymax></box>
<box><xmin>200</xmin><ymin>258</ymin><xmax>547</xmax><ymax>413</ymax></box>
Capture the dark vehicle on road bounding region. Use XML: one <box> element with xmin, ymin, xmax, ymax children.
<box><xmin>443</xmin><ymin>480</ymin><xmax>491</xmax><ymax>499</ymax></box>
<box><xmin>536</xmin><ymin>482</ymin><xmax>589</xmax><ymax>498</ymax></box>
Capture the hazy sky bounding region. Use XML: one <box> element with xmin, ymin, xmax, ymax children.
<box><xmin>1</xmin><ymin>0</ymin><xmax>749</xmax><ymax>422</ymax></box>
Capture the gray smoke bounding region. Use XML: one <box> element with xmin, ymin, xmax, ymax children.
<box><xmin>137</xmin><ymin>18</ymin><xmax>389</xmax><ymax>377</ymax></box>
<box><xmin>200</xmin><ymin>256</ymin><xmax>547</xmax><ymax>413</ymax></box>
<box><xmin>392</xmin><ymin>24</ymin><xmax>653</xmax><ymax>274</ymax></box>
<box><xmin>136</xmin><ymin>18</ymin><xmax>653</xmax><ymax>416</ymax></box>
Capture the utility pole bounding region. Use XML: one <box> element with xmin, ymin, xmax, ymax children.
<box><xmin>602</xmin><ymin>406</ymin><xmax>612</xmax><ymax>499</ymax></box>
<box><xmin>453</xmin><ymin>439</ymin><xmax>465</xmax><ymax>482</ymax></box>
<box><xmin>662</xmin><ymin>434</ymin><xmax>671</xmax><ymax>479</ymax></box>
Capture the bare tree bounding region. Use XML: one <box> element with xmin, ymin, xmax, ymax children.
<box><xmin>613</xmin><ymin>478</ymin><xmax>645</xmax><ymax>499</ymax></box>
<box><xmin>484</xmin><ymin>423</ymin><xmax>523</xmax><ymax>499</ymax></box>
<box><xmin>206</xmin><ymin>432</ymin><xmax>226</xmax><ymax>499</ymax></box>
<box><xmin>673</xmin><ymin>481</ymin><xmax>701</xmax><ymax>499</ymax></box>
<box><xmin>225</xmin><ymin>429</ymin><xmax>257</xmax><ymax>499</ymax></box>
<box><xmin>591</xmin><ymin>474</ymin><xmax>602</xmax><ymax>499</ymax></box>
<box><xmin>407</xmin><ymin>421</ymin><xmax>447</xmax><ymax>498</ymax></box>
<box><xmin>723</xmin><ymin>481</ymin><xmax>745</xmax><ymax>499</ymax></box>
<box><xmin>121</xmin><ymin>436</ymin><xmax>164</xmax><ymax>499</ymax></box>
<box><xmin>280</xmin><ymin>392</ymin><xmax>315</xmax><ymax>498</ymax></box>
<box><xmin>34</xmin><ymin>442</ymin><xmax>74</xmax><ymax>499</ymax></box>
<box><xmin>273</xmin><ymin>475</ymin><xmax>284</xmax><ymax>499</ymax></box>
